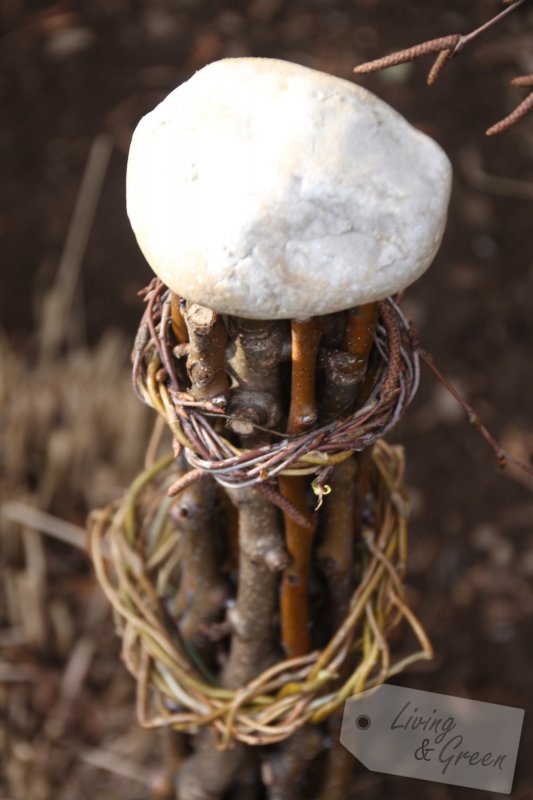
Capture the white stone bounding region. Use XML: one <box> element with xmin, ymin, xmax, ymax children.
<box><xmin>127</xmin><ymin>57</ymin><xmax>452</xmax><ymax>320</ymax></box>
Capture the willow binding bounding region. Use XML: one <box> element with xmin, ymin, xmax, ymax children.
<box><xmin>88</xmin><ymin>279</ymin><xmax>432</xmax><ymax>748</ymax></box>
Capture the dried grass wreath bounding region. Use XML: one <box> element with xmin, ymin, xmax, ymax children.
<box><xmin>88</xmin><ymin>439</ymin><xmax>431</xmax><ymax>748</ymax></box>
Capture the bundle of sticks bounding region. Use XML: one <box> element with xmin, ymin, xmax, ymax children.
<box><xmin>89</xmin><ymin>280</ymin><xmax>431</xmax><ymax>800</ymax></box>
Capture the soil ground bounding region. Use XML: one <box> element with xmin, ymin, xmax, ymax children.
<box><xmin>1</xmin><ymin>1</ymin><xmax>533</xmax><ymax>799</ymax></box>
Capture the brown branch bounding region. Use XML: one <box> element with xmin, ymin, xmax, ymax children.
<box><xmin>171</xmin><ymin>474</ymin><xmax>229</xmax><ymax>655</ymax></box>
<box><xmin>183</xmin><ymin>302</ymin><xmax>230</xmax><ymax>404</ymax></box>
<box><xmin>176</xmin><ymin>318</ymin><xmax>289</xmax><ymax>799</ymax></box>
<box><xmin>262</xmin><ymin>727</ymin><xmax>323</xmax><ymax>800</ymax></box>
<box><xmin>175</xmin><ymin>489</ymin><xmax>286</xmax><ymax>800</ymax></box>
<box><xmin>317</xmin><ymin>456</ymin><xmax>356</xmax><ymax>632</ymax></box>
<box><xmin>317</xmin><ymin>306</ymin><xmax>378</xmax><ymax>798</ymax></box>
<box><xmin>175</xmin><ymin>731</ymin><xmax>248</xmax><ymax>800</ymax></box>
<box><xmin>287</xmin><ymin>318</ymin><xmax>323</xmax><ymax>434</ymax></box>
<box><xmin>279</xmin><ymin>475</ymin><xmax>317</xmax><ymax>658</ymax></box>
<box><xmin>318</xmin><ymin>303</ymin><xmax>378</xmax><ymax>419</ymax></box>
<box><xmin>317</xmin><ymin>717</ymin><xmax>354</xmax><ymax>800</ymax></box>
<box><xmin>420</xmin><ymin>349</ymin><xmax>533</xmax><ymax>478</ymax></box>
<box><xmin>223</xmin><ymin>487</ymin><xmax>288</xmax><ymax>686</ymax></box>
<box><xmin>255</xmin><ymin>482</ymin><xmax>314</xmax><ymax>531</ymax></box>
<box><xmin>234</xmin><ymin>755</ymin><xmax>262</xmax><ymax>800</ymax></box>
<box><xmin>226</xmin><ymin>318</ymin><xmax>287</xmax><ymax>437</ymax></box>
<box><xmin>170</xmin><ymin>293</ymin><xmax>189</xmax><ymax>343</ymax></box>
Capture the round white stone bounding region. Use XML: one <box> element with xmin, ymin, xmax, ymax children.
<box><xmin>127</xmin><ymin>57</ymin><xmax>452</xmax><ymax>320</ymax></box>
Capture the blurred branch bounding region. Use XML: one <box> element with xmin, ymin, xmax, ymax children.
<box><xmin>39</xmin><ymin>134</ymin><xmax>113</xmax><ymax>361</ymax></box>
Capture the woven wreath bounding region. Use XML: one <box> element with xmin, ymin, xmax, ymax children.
<box><xmin>131</xmin><ymin>281</ymin><xmax>420</xmax><ymax>496</ymax></box>
<box><xmin>88</xmin><ymin>439</ymin><xmax>431</xmax><ymax>748</ymax></box>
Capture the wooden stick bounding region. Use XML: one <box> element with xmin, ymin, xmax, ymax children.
<box><xmin>343</xmin><ymin>303</ymin><xmax>377</xmax><ymax>371</ymax></box>
<box><xmin>317</xmin><ymin>456</ymin><xmax>356</xmax><ymax>632</ymax></box>
<box><xmin>175</xmin><ymin>488</ymin><xmax>287</xmax><ymax>800</ymax></box>
<box><xmin>262</xmin><ymin>727</ymin><xmax>323</xmax><ymax>800</ymax></box>
<box><xmin>170</xmin><ymin>293</ymin><xmax>189</xmax><ymax>343</ymax></box>
<box><xmin>183</xmin><ymin>302</ymin><xmax>229</xmax><ymax>403</ymax></box>
<box><xmin>317</xmin><ymin>306</ymin><xmax>377</xmax><ymax>798</ymax></box>
<box><xmin>279</xmin><ymin>474</ymin><xmax>316</xmax><ymax>658</ymax></box>
<box><xmin>318</xmin><ymin>303</ymin><xmax>377</xmax><ymax>419</ymax></box>
<box><xmin>223</xmin><ymin>487</ymin><xmax>288</xmax><ymax>687</ymax></box>
<box><xmin>172</xmin><ymin>474</ymin><xmax>229</xmax><ymax>655</ymax></box>
<box><xmin>226</xmin><ymin>318</ymin><xmax>286</xmax><ymax>437</ymax></box>
<box><xmin>176</xmin><ymin>316</ymin><xmax>288</xmax><ymax>799</ymax></box>
<box><xmin>287</xmin><ymin>318</ymin><xmax>322</xmax><ymax>434</ymax></box>
<box><xmin>317</xmin><ymin>721</ymin><xmax>354</xmax><ymax>800</ymax></box>
<box><xmin>176</xmin><ymin>731</ymin><xmax>248</xmax><ymax>800</ymax></box>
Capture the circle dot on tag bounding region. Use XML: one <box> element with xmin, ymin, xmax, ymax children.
<box><xmin>355</xmin><ymin>714</ymin><xmax>371</xmax><ymax>730</ymax></box>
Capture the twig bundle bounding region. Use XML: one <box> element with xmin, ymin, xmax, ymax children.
<box><xmin>88</xmin><ymin>440</ymin><xmax>431</xmax><ymax>747</ymax></box>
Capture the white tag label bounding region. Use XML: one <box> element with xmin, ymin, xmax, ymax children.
<box><xmin>341</xmin><ymin>684</ymin><xmax>524</xmax><ymax>794</ymax></box>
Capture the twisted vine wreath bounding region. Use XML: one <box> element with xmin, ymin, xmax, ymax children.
<box><xmin>88</xmin><ymin>280</ymin><xmax>431</xmax><ymax>747</ymax></box>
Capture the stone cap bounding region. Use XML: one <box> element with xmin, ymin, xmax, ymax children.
<box><xmin>127</xmin><ymin>57</ymin><xmax>452</xmax><ymax>319</ymax></box>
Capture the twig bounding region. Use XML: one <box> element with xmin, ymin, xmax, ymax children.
<box><xmin>419</xmin><ymin>350</ymin><xmax>533</xmax><ymax>478</ymax></box>
<box><xmin>279</xmin><ymin>475</ymin><xmax>317</xmax><ymax>658</ymax></box>
<box><xmin>354</xmin><ymin>1</ymin><xmax>529</xmax><ymax>133</ymax></box>
<box><xmin>226</xmin><ymin>318</ymin><xmax>286</xmax><ymax>436</ymax></box>
<box><xmin>223</xmin><ymin>488</ymin><xmax>288</xmax><ymax>687</ymax></box>
<box><xmin>170</xmin><ymin>293</ymin><xmax>189</xmax><ymax>343</ymax></box>
<box><xmin>317</xmin><ymin>717</ymin><xmax>354</xmax><ymax>800</ymax></box>
<box><xmin>461</xmin><ymin>150</ymin><xmax>533</xmax><ymax>200</ymax></box>
<box><xmin>353</xmin><ymin>34</ymin><xmax>461</xmax><ymax>75</ymax></box>
<box><xmin>287</xmin><ymin>318</ymin><xmax>323</xmax><ymax>433</ymax></box>
<box><xmin>176</xmin><ymin>318</ymin><xmax>288</xmax><ymax>797</ymax></box>
<box><xmin>319</xmin><ymin>303</ymin><xmax>378</xmax><ymax>419</ymax></box>
<box><xmin>317</xmin><ymin>457</ymin><xmax>357</xmax><ymax>632</ymax></box>
<box><xmin>172</xmin><ymin>474</ymin><xmax>229</xmax><ymax>655</ymax></box>
<box><xmin>355</xmin><ymin>1</ymin><xmax>526</xmax><ymax>79</ymax></box>
<box><xmin>184</xmin><ymin>302</ymin><xmax>230</xmax><ymax>404</ymax></box>
<box><xmin>175</xmin><ymin>731</ymin><xmax>248</xmax><ymax>800</ymax></box>
<box><xmin>176</xmin><ymin>488</ymin><xmax>285</xmax><ymax>800</ymax></box>
<box><xmin>262</xmin><ymin>728</ymin><xmax>323</xmax><ymax>800</ymax></box>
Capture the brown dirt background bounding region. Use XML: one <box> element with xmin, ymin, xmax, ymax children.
<box><xmin>1</xmin><ymin>1</ymin><xmax>532</xmax><ymax>798</ymax></box>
